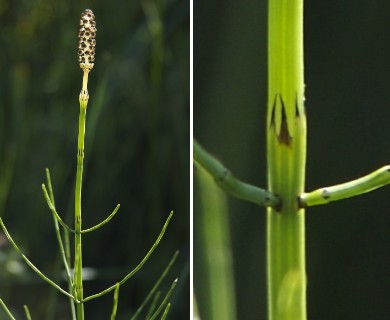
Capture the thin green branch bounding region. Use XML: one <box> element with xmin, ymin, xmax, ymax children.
<box><xmin>45</xmin><ymin>170</ymin><xmax>74</xmax><ymax>282</ymax></box>
<box><xmin>81</xmin><ymin>204</ymin><xmax>120</xmax><ymax>233</ymax></box>
<box><xmin>194</xmin><ymin>139</ymin><xmax>280</xmax><ymax>208</ymax></box>
<box><xmin>83</xmin><ymin>211</ymin><xmax>174</xmax><ymax>302</ymax></box>
<box><xmin>160</xmin><ymin>303</ymin><xmax>171</xmax><ymax>320</ymax></box>
<box><xmin>0</xmin><ymin>299</ymin><xmax>16</xmax><ymax>320</ymax></box>
<box><xmin>45</xmin><ymin>168</ymin><xmax>56</xmax><ymax>205</ymax></box>
<box><xmin>149</xmin><ymin>278</ymin><xmax>178</xmax><ymax>320</ymax></box>
<box><xmin>42</xmin><ymin>184</ymin><xmax>75</xmax><ymax>233</ymax></box>
<box><xmin>43</xmin><ymin>184</ymin><xmax>119</xmax><ymax>235</ymax></box>
<box><xmin>0</xmin><ymin>218</ymin><xmax>75</xmax><ymax>300</ymax></box>
<box><xmin>300</xmin><ymin>165</ymin><xmax>390</xmax><ymax>207</ymax></box>
<box><xmin>146</xmin><ymin>291</ymin><xmax>161</xmax><ymax>320</ymax></box>
<box><xmin>45</xmin><ymin>169</ymin><xmax>77</xmax><ymax>319</ymax></box>
<box><xmin>24</xmin><ymin>305</ymin><xmax>32</xmax><ymax>320</ymax></box>
<box><xmin>130</xmin><ymin>251</ymin><xmax>179</xmax><ymax>320</ymax></box>
<box><xmin>64</xmin><ymin>231</ymin><xmax>72</xmax><ymax>269</ymax></box>
<box><xmin>110</xmin><ymin>284</ymin><xmax>120</xmax><ymax>320</ymax></box>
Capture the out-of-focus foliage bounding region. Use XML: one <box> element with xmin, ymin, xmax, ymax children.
<box><xmin>0</xmin><ymin>0</ymin><xmax>189</xmax><ymax>319</ymax></box>
<box><xmin>195</xmin><ymin>164</ymin><xmax>236</xmax><ymax>320</ymax></box>
<box><xmin>194</xmin><ymin>0</ymin><xmax>390</xmax><ymax>319</ymax></box>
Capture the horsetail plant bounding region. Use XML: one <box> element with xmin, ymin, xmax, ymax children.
<box><xmin>0</xmin><ymin>9</ymin><xmax>177</xmax><ymax>320</ymax></box>
<box><xmin>194</xmin><ymin>0</ymin><xmax>390</xmax><ymax>319</ymax></box>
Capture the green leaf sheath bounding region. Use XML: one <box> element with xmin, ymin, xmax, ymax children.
<box><xmin>267</xmin><ymin>0</ymin><xmax>307</xmax><ymax>319</ymax></box>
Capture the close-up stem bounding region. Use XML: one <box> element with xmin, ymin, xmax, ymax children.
<box><xmin>267</xmin><ymin>0</ymin><xmax>306</xmax><ymax>319</ymax></box>
<box><xmin>194</xmin><ymin>0</ymin><xmax>390</xmax><ymax>319</ymax></box>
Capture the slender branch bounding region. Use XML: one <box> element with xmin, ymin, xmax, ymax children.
<box><xmin>45</xmin><ymin>168</ymin><xmax>56</xmax><ymax>205</ymax></box>
<box><xmin>160</xmin><ymin>303</ymin><xmax>171</xmax><ymax>320</ymax></box>
<box><xmin>0</xmin><ymin>299</ymin><xmax>16</xmax><ymax>320</ymax></box>
<box><xmin>110</xmin><ymin>284</ymin><xmax>120</xmax><ymax>320</ymax></box>
<box><xmin>0</xmin><ymin>218</ymin><xmax>75</xmax><ymax>300</ymax></box>
<box><xmin>194</xmin><ymin>139</ymin><xmax>280</xmax><ymax>208</ymax></box>
<box><xmin>130</xmin><ymin>251</ymin><xmax>179</xmax><ymax>320</ymax></box>
<box><xmin>146</xmin><ymin>291</ymin><xmax>161</xmax><ymax>320</ymax></box>
<box><xmin>23</xmin><ymin>305</ymin><xmax>32</xmax><ymax>320</ymax></box>
<box><xmin>45</xmin><ymin>169</ymin><xmax>76</xmax><ymax>319</ymax></box>
<box><xmin>42</xmin><ymin>184</ymin><xmax>75</xmax><ymax>233</ymax></box>
<box><xmin>81</xmin><ymin>204</ymin><xmax>120</xmax><ymax>233</ymax></box>
<box><xmin>149</xmin><ymin>279</ymin><xmax>178</xmax><ymax>320</ymax></box>
<box><xmin>43</xmin><ymin>187</ymin><xmax>120</xmax><ymax>235</ymax></box>
<box><xmin>64</xmin><ymin>231</ymin><xmax>72</xmax><ymax>269</ymax></box>
<box><xmin>300</xmin><ymin>165</ymin><xmax>390</xmax><ymax>207</ymax></box>
<box><xmin>83</xmin><ymin>211</ymin><xmax>173</xmax><ymax>302</ymax></box>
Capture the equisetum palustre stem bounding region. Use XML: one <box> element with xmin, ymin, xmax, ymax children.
<box><xmin>74</xmin><ymin>8</ymin><xmax>97</xmax><ymax>319</ymax></box>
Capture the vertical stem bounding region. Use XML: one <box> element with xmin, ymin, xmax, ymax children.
<box><xmin>267</xmin><ymin>0</ymin><xmax>306</xmax><ymax>319</ymax></box>
<box><xmin>74</xmin><ymin>71</ymin><xmax>89</xmax><ymax>320</ymax></box>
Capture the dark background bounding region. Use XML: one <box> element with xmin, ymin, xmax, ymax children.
<box><xmin>0</xmin><ymin>0</ymin><xmax>189</xmax><ymax>319</ymax></box>
<box><xmin>195</xmin><ymin>1</ymin><xmax>390</xmax><ymax>319</ymax></box>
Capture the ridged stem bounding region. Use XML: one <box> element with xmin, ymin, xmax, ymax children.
<box><xmin>267</xmin><ymin>0</ymin><xmax>307</xmax><ymax>319</ymax></box>
<box><xmin>74</xmin><ymin>70</ymin><xmax>89</xmax><ymax>320</ymax></box>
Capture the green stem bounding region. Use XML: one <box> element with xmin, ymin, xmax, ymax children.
<box><xmin>267</xmin><ymin>0</ymin><xmax>306</xmax><ymax>319</ymax></box>
<box><xmin>74</xmin><ymin>98</ymin><xmax>87</xmax><ymax>319</ymax></box>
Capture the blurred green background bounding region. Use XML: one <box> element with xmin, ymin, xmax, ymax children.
<box><xmin>0</xmin><ymin>0</ymin><xmax>189</xmax><ymax>319</ymax></box>
<box><xmin>195</xmin><ymin>0</ymin><xmax>390</xmax><ymax>319</ymax></box>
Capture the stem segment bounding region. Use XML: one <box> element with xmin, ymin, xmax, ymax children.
<box><xmin>267</xmin><ymin>0</ymin><xmax>306</xmax><ymax>319</ymax></box>
<box><xmin>74</xmin><ymin>70</ymin><xmax>89</xmax><ymax>319</ymax></box>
